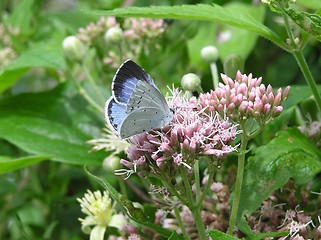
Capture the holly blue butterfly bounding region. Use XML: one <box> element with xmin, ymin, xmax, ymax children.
<box><xmin>106</xmin><ymin>60</ymin><xmax>174</xmax><ymax>139</ymax></box>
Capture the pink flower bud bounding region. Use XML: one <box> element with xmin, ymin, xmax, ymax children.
<box><xmin>273</xmin><ymin>93</ymin><xmax>282</xmax><ymax>106</ymax></box>
<box><xmin>249</xmin><ymin>92</ymin><xmax>256</xmax><ymax>102</ymax></box>
<box><xmin>254</xmin><ymin>101</ymin><xmax>263</xmax><ymax>112</ymax></box>
<box><xmin>236</xmin><ymin>70</ymin><xmax>242</xmax><ymax>81</ymax></box>
<box><xmin>263</xmin><ymin>103</ymin><xmax>271</xmax><ymax>115</ymax></box>
<box><xmin>282</xmin><ymin>86</ymin><xmax>290</xmax><ymax>100</ymax></box>
<box><xmin>266</xmin><ymin>84</ymin><xmax>273</xmax><ymax>93</ymax></box>
<box><xmin>237</xmin><ymin>83</ymin><xmax>247</xmax><ymax>95</ymax></box>
<box><xmin>268</xmin><ymin>92</ymin><xmax>274</xmax><ymax>103</ymax></box>
<box><xmin>239</xmin><ymin>101</ymin><xmax>248</xmax><ymax>112</ymax></box>
<box><xmin>256</xmin><ymin>77</ymin><xmax>262</xmax><ymax>86</ymax></box>
<box><xmin>228</xmin><ymin>103</ymin><xmax>235</xmax><ymax>112</ymax></box>
<box><xmin>273</xmin><ymin>106</ymin><xmax>283</xmax><ymax>117</ymax></box>
<box><xmin>120</xmin><ymin>159</ymin><xmax>133</xmax><ymax>168</ymax></box>
<box><xmin>259</xmin><ymin>84</ymin><xmax>266</xmax><ymax>94</ymax></box>
<box><xmin>156</xmin><ymin>157</ymin><xmax>167</xmax><ymax>167</ymax></box>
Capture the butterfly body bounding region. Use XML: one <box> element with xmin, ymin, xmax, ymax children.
<box><xmin>106</xmin><ymin>60</ymin><xmax>174</xmax><ymax>139</ymax></box>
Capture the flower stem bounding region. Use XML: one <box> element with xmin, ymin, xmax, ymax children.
<box><xmin>283</xmin><ymin>14</ymin><xmax>321</xmax><ymax>111</ymax></box>
<box><xmin>210</xmin><ymin>62</ymin><xmax>219</xmax><ymax>90</ymax></box>
<box><xmin>173</xmin><ymin>205</ymin><xmax>190</xmax><ymax>240</ymax></box>
<box><xmin>83</xmin><ymin>64</ymin><xmax>106</xmax><ymax>105</ymax></box>
<box><xmin>227</xmin><ymin>135</ymin><xmax>248</xmax><ymax>235</ymax></box>
<box><xmin>194</xmin><ymin>161</ymin><xmax>201</xmax><ymax>203</ymax></box>
<box><xmin>181</xmin><ymin>168</ymin><xmax>208</xmax><ymax>240</ymax></box>
<box><xmin>69</xmin><ymin>72</ymin><xmax>104</xmax><ymax>114</ymax></box>
<box><xmin>196</xmin><ymin>164</ymin><xmax>215</xmax><ymax>209</ymax></box>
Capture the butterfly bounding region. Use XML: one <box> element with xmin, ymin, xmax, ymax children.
<box><xmin>106</xmin><ymin>60</ymin><xmax>174</xmax><ymax>139</ymax></box>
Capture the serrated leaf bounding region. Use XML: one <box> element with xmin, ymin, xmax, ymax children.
<box><xmin>86</xmin><ymin>4</ymin><xmax>288</xmax><ymax>51</ymax></box>
<box><xmin>208</xmin><ymin>229</ymin><xmax>242</xmax><ymax>240</ymax></box>
<box><xmin>0</xmin><ymin>45</ymin><xmax>66</xmax><ymax>93</ymax></box>
<box><xmin>0</xmin><ymin>114</ymin><xmax>104</xmax><ymax>165</ymax></box>
<box><xmin>85</xmin><ymin>168</ymin><xmax>181</xmax><ymax>238</ymax></box>
<box><xmin>0</xmin><ymin>155</ymin><xmax>49</xmax><ymax>174</ymax></box>
<box><xmin>284</xmin><ymin>5</ymin><xmax>321</xmax><ymax>41</ymax></box>
<box><xmin>236</xmin><ymin>128</ymin><xmax>321</xmax><ymax>233</ymax></box>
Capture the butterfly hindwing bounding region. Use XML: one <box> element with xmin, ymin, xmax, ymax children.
<box><xmin>112</xmin><ymin>60</ymin><xmax>160</xmax><ymax>104</ymax></box>
<box><xmin>120</xmin><ymin>107</ymin><xmax>173</xmax><ymax>139</ymax></box>
<box><xmin>126</xmin><ymin>80</ymin><xmax>170</xmax><ymax>114</ymax></box>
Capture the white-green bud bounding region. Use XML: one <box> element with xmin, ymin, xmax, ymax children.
<box><xmin>104</xmin><ymin>27</ymin><xmax>123</xmax><ymax>44</ymax></box>
<box><xmin>62</xmin><ymin>36</ymin><xmax>85</xmax><ymax>62</ymax></box>
<box><xmin>201</xmin><ymin>45</ymin><xmax>219</xmax><ymax>63</ymax></box>
<box><xmin>103</xmin><ymin>155</ymin><xmax>120</xmax><ymax>172</ymax></box>
<box><xmin>181</xmin><ymin>73</ymin><xmax>201</xmax><ymax>92</ymax></box>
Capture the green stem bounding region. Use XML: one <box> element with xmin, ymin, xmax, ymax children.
<box><xmin>173</xmin><ymin>205</ymin><xmax>190</xmax><ymax>240</ymax></box>
<box><xmin>227</xmin><ymin>135</ymin><xmax>248</xmax><ymax>235</ymax></box>
<box><xmin>194</xmin><ymin>161</ymin><xmax>201</xmax><ymax>203</ymax></box>
<box><xmin>196</xmin><ymin>164</ymin><xmax>215</xmax><ymax>209</ymax></box>
<box><xmin>181</xmin><ymin>168</ymin><xmax>208</xmax><ymax>240</ymax></box>
<box><xmin>210</xmin><ymin>62</ymin><xmax>219</xmax><ymax>90</ymax></box>
<box><xmin>160</xmin><ymin>178</ymin><xmax>188</xmax><ymax>206</ymax></box>
<box><xmin>83</xmin><ymin>64</ymin><xmax>105</xmax><ymax>104</ymax></box>
<box><xmin>283</xmin><ymin>14</ymin><xmax>321</xmax><ymax>111</ymax></box>
<box><xmin>181</xmin><ymin>168</ymin><xmax>194</xmax><ymax>206</ymax></box>
<box><xmin>68</xmin><ymin>71</ymin><xmax>103</xmax><ymax>114</ymax></box>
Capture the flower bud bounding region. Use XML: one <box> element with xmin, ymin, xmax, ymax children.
<box><xmin>223</xmin><ymin>54</ymin><xmax>244</xmax><ymax>79</ymax></box>
<box><xmin>181</xmin><ymin>73</ymin><xmax>201</xmax><ymax>92</ymax></box>
<box><xmin>104</xmin><ymin>26</ymin><xmax>123</xmax><ymax>44</ymax></box>
<box><xmin>201</xmin><ymin>45</ymin><xmax>219</xmax><ymax>63</ymax></box>
<box><xmin>62</xmin><ymin>36</ymin><xmax>85</xmax><ymax>62</ymax></box>
<box><xmin>103</xmin><ymin>155</ymin><xmax>120</xmax><ymax>171</ymax></box>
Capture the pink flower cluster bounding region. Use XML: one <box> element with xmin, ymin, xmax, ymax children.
<box><xmin>123</xmin><ymin>18</ymin><xmax>165</xmax><ymax>40</ymax></box>
<box><xmin>199</xmin><ymin>71</ymin><xmax>290</xmax><ymax>123</ymax></box>
<box><xmin>78</xmin><ymin>17</ymin><xmax>118</xmax><ymax>44</ymax></box>
<box><xmin>121</xmin><ymin>92</ymin><xmax>238</xmax><ymax>176</ymax></box>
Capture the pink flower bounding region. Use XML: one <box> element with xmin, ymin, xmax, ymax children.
<box><xmin>199</xmin><ymin>71</ymin><xmax>290</xmax><ymax>124</ymax></box>
<box><xmin>124</xmin><ymin>90</ymin><xmax>238</xmax><ymax>176</ymax></box>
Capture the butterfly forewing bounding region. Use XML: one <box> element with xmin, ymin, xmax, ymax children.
<box><xmin>112</xmin><ymin>60</ymin><xmax>160</xmax><ymax>104</ymax></box>
<box><xmin>106</xmin><ymin>97</ymin><xmax>127</xmax><ymax>132</ymax></box>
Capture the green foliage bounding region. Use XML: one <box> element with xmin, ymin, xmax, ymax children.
<box><xmin>87</xmin><ymin>4</ymin><xmax>289</xmax><ymax>50</ymax></box>
<box><xmin>208</xmin><ymin>229</ymin><xmax>243</xmax><ymax>240</ymax></box>
<box><xmin>0</xmin><ymin>45</ymin><xmax>66</xmax><ymax>92</ymax></box>
<box><xmin>1</xmin><ymin>0</ymin><xmax>321</xmax><ymax>239</ymax></box>
<box><xmin>0</xmin><ymin>155</ymin><xmax>48</xmax><ymax>174</ymax></box>
<box><xmin>236</xmin><ymin>128</ymin><xmax>321</xmax><ymax>234</ymax></box>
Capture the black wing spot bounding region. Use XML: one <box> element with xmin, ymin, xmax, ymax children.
<box><xmin>155</xmin><ymin>111</ymin><xmax>158</xmax><ymax>114</ymax></box>
<box><xmin>144</xmin><ymin>109</ymin><xmax>147</xmax><ymax>112</ymax></box>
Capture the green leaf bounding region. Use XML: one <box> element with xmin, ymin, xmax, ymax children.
<box><xmin>0</xmin><ymin>155</ymin><xmax>48</xmax><ymax>174</ymax></box>
<box><xmin>0</xmin><ymin>45</ymin><xmax>66</xmax><ymax>93</ymax></box>
<box><xmin>208</xmin><ymin>229</ymin><xmax>242</xmax><ymax>240</ymax></box>
<box><xmin>85</xmin><ymin>4</ymin><xmax>288</xmax><ymax>51</ymax></box>
<box><xmin>250</xmin><ymin>231</ymin><xmax>289</xmax><ymax>240</ymax></box>
<box><xmin>236</xmin><ymin>128</ymin><xmax>321</xmax><ymax>233</ymax></box>
<box><xmin>297</xmin><ymin>0</ymin><xmax>321</xmax><ymax>9</ymax></box>
<box><xmin>283</xmin><ymin>5</ymin><xmax>321</xmax><ymax>41</ymax></box>
<box><xmin>0</xmin><ymin>114</ymin><xmax>104</xmax><ymax>165</ymax></box>
<box><xmin>5</xmin><ymin>0</ymin><xmax>35</xmax><ymax>33</ymax></box>
<box><xmin>215</xmin><ymin>3</ymin><xmax>266</xmax><ymax>61</ymax></box>
<box><xmin>85</xmin><ymin>168</ymin><xmax>182</xmax><ymax>238</ymax></box>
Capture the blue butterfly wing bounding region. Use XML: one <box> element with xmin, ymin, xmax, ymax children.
<box><xmin>105</xmin><ymin>97</ymin><xmax>126</xmax><ymax>132</ymax></box>
<box><xmin>112</xmin><ymin>60</ymin><xmax>160</xmax><ymax>105</ymax></box>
